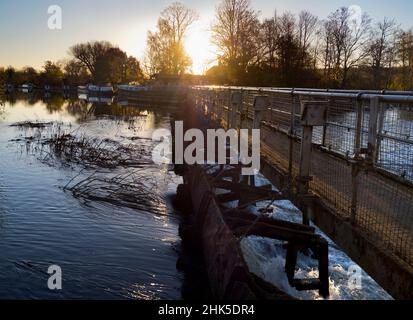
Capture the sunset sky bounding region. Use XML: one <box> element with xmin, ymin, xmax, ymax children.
<box><xmin>1</xmin><ymin>0</ymin><xmax>413</xmax><ymax>74</ymax></box>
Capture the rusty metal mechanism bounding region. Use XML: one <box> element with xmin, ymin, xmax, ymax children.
<box><xmin>178</xmin><ymin>163</ymin><xmax>330</xmax><ymax>298</ymax></box>
<box><xmin>208</xmin><ymin>164</ymin><xmax>329</xmax><ymax>298</ymax></box>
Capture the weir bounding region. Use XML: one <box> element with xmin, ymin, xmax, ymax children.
<box><xmin>182</xmin><ymin>86</ymin><xmax>413</xmax><ymax>299</ymax></box>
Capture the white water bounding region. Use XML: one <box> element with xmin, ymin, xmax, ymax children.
<box><xmin>228</xmin><ymin>173</ymin><xmax>392</xmax><ymax>300</ymax></box>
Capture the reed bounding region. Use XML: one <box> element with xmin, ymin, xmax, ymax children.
<box><xmin>11</xmin><ymin>121</ymin><xmax>153</xmax><ymax>169</ymax></box>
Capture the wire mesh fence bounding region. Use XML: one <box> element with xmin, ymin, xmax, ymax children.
<box><xmin>192</xmin><ymin>86</ymin><xmax>413</xmax><ymax>267</ymax></box>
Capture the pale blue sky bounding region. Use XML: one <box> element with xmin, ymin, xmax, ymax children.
<box><xmin>1</xmin><ymin>0</ymin><xmax>412</xmax><ymax>74</ymax></box>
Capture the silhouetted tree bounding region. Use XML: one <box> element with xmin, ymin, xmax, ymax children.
<box><xmin>0</xmin><ymin>67</ymin><xmax>5</xmax><ymax>105</ymax></box>
<box><xmin>322</xmin><ymin>7</ymin><xmax>371</xmax><ymax>88</ymax></box>
<box><xmin>64</xmin><ymin>59</ymin><xmax>90</xmax><ymax>85</ymax></box>
<box><xmin>4</xmin><ymin>67</ymin><xmax>18</xmax><ymax>84</ymax></box>
<box><xmin>260</xmin><ymin>13</ymin><xmax>279</xmax><ymax>70</ymax></box>
<box><xmin>368</xmin><ymin>18</ymin><xmax>398</xmax><ymax>88</ymax></box>
<box><xmin>297</xmin><ymin>11</ymin><xmax>318</xmax><ymax>69</ymax></box>
<box><xmin>69</xmin><ymin>41</ymin><xmax>114</xmax><ymax>82</ymax></box>
<box><xmin>125</xmin><ymin>56</ymin><xmax>144</xmax><ymax>84</ymax></box>
<box><xmin>21</xmin><ymin>66</ymin><xmax>38</xmax><ymax>85</ymax></box>
<box><xmin>145</xmin><ymin>2</ymin><xmax>198</xmax><ymax>76</ymax></box>
<box><xmin>95</xmin><ymin>47</ymin><xmax>127</xmax><ymax>84</ymax></box>
<box><xmin>212</xmin><ymin>0</ymin><xmax>260</xmax><ymax>84</ymax></box>
<box><xmin>39</xmin><ymin>61</ymin><xmax>64</xmax><ymax>86</ymax></box>
<box><xmin>394</xmin><ymin>30</ymin><xmax>413</xmax><ymax>89</ymax></box>
<box><xmin>70</xmin><ymin>41</ymin><xmax>144</xmax><ymax>85</ymax></box>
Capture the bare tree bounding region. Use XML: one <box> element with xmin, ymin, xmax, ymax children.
<box><xmin>70</xmin><ymin>41</ymin><xmax>113</xmax><ymax>80</ymax></box>
<box><xmin>70</xmin><ymin>41</ymin><xmax>143</xmax><ymax>84</ymax></box>
<box><xmin>260</xmin><ymin>13</ymin><xmax>279</xmax><ymax>69</ymax></box>
<box><xmin>322</xmin><ymin>7</ymin><xmax>371</xmax><ymax>87</ymax></box>
<box><xmin>298</xmin><ymin>11</ymin><xmax>318</xmax><ymax>53</ymax></box>
<box><xmin>64</xmin><ymin>59</ymin><xmax>90</xmax><ymax>85</ymax></box>
<box><xmin>368</xmin><ymin>18</ymin><xmax>398</xmax><ymax>88</ymax></box>
<box><xmin>145</xmin><ymin>2</ymin><xmax>198</xmax><ymax>76</ymax></box>
<box><xmin>297</xmin><ymin>11</ymin><xmax>318</xmax><ymax>68</ymax></box>
<box><xmin>211</xmin><ymin>0</ymin><xmax>260</xmax><ymax>83</ymax></box>
<box><xmin>276</xmin><ymin>12</ymin><xmax>305</xmax><ymax>86</ymax></box>
<box><xmin>396</xmin><ymin>30</ymin><xmax>413</xmax><ymax>89</ymax></box>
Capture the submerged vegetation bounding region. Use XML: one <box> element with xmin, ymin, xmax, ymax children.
<box><xmin>9</xmin><ymin>119</ymin><xmax>172</xmax><ymax>214</ymax></box>
<box><xmin>39</xmin><ymin>132</ymin><xmax>153</xmax><ymax>169</ymax></box>
<box><xmin>10</xmin><ymin>121</ymin><xmax>57</xmax><ymax>129</ymax></box>
<box><xmin>65</xmin><ymin>171</ymin><xmax>167</xmax><ymax>215</ymax></box>
<box><xmin>10</xmin><ymin>120</ymin><xmax>153</xmax><ymax>170</ymax></box>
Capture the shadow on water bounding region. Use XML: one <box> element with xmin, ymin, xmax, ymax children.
<box><xmin>171</xmin><ymin>192</ymin><xmax>212</xmax><ymax>300</ymax></box>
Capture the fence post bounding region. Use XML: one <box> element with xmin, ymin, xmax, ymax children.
<box><xmin>350</xmin><ymin>96</ymin><xmax>364</xmax><ymax>224</ymax></box>
<box><xmin>205</xmin><ymin>90</ymin><xmax>215</xmax><ymax>119</ymax></box>
<box><xmin>288</xmin><ymin>93</ymin><xmax>296</xmax><ymax>181</ymax></box>
<box><xmin>321</xmin><ymin>98</ymin><xmax>331</xmax><ymax>147</ymax></box>
<box><xmin>217</xmin><ymin>91</ymin><xmax>225</xmax><ymax>124</ymax></box>
<box><xmin>298</xmin><ymin>101</ymin><xmax>328</xmax><ymax>225</ymax></box>
<box><xmin>203</xmin><ymin>90</ymin><xmax>207</xmax><ymax>114</ymax></box>
<box><xmin>200</xmin><ymin>90</ymin><xmax>204</xmax><ymax>113</ymax></box>
<box><xmin>230</xmin><ymin>91</ymin><xmax>242</xmax><ymax>129</ymax></box>
<box><xmin>367</xmin><ymin>96</ymin><xmax>380</xmax><ymax>164</ymax></box>
<box><xmin>225</xmin><ymin>89</ymin><xmax>231</xmax><ymax>129</ymax></box>
<box><xmin>247</xmin><ymin>95</ymin><xmax>269</xmax><ymax>186</ymax></box>
<box><xmin>253</xmin><ymin>96</ymin><xmax>269</xmax><ymax>129</ymax></box>
<box><xmin>212</xmin><ymin>91</ymin><xmax>217</xmax><ymax>122</ymax></box>
<box><xmin>194</xmin><ymin>89</ymin><xmax>200</xmax><ymax>111</ymax></box>
<box><xmin>375</xmin><ymin>101</ymin><xmax>385</xmax><ymax>163</ymax></box>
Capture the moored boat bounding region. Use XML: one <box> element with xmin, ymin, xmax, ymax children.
<box><xmin>77</xmin><ymin>84</ymin><xmax>115</xmax><ymax>96</ymax></box>
<box><xmin>117</xmin><ymin>84</ymin><xmax>147</xmax><ymax>93</ymax></box>
<box><xmin>77</xmin><ymin>85</ymin><xmax>88</xmax><ymax>94</ymax></box>
<box><xmin>87</xmin><ymin>84</ymin><xmax>114</xmax><ymax>96</ymax></box>
<box><xmin>20</xmin><ymin>83</ymin><xmax>34</xmax><ymax>93</ymax></box>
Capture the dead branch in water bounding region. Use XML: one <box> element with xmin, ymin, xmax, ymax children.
<box><xmin>10</xmin><ymin>121</ymin><xmax>58</xmax><ymax>128</ymax></box>
<box><xmin>41</xmin><ymin>133</ymin><xmax>153</xmax><ymax>169</ymax></box>
<box><xmin>65</xmin><ymin>170</ymin><xmax>168</xmax><ymax>215</ymax></box>
<box><xmin>11</xmin><ymin>122</ymin><xmax>154</xmax><ymax>169</ymax></box>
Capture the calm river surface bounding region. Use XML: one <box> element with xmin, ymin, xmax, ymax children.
<box><xmin>0</xmin><ymin>94</ymin><xmax>184</xmax><ymax>299</ymax></box>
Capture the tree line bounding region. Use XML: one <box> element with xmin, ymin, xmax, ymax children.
<box><xmin>0</xmin><ymin>42</ymin><xmax>144</xmax><ymax>87</ymax></box>
<box><xmin>205</xmin><ymin>0</ymin><xmax>413</xmax><ymax>89</ymax></box>
<box><xmin>142</xmin><ymin>0</ymin><xmax>413</xmax><ymax>90</ymax></box>
<box><xmin>1</xmin><ymin>1</ymin><xmax>413</xmax><ymax>90</ymax></box>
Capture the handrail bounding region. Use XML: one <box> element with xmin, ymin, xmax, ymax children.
<box><xmin>192</xmin><ymin>86</ymin><xmax>413</xmax><ymax>104</ymax></box>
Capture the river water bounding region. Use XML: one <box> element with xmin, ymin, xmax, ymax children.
<box><xmin>0</xmin><ymin>94</ymin><xmax>184</xmax><ymax>299</ymax></box>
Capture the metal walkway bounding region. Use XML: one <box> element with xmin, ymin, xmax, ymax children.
<box><xmin>190</xmin><ymin>86</ymin><xmax>413</xmax><ymax>299</ymax></box>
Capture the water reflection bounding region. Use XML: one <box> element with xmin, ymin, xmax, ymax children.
<box><xmin>0</xmin><ymin>93</ymin><xmax>184</xmax><ymax>299</ymax></box>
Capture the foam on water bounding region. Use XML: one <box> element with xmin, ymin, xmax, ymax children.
<box><xmin>237</xmin><ymin>173</ymin><xmax>393</xmax><ymax>300</ymax></box>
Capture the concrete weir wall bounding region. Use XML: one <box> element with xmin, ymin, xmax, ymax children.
<box><xmin>189</xmin><ymin>87</ymin><xmax>413</xmax><ymax>299</ymax></box>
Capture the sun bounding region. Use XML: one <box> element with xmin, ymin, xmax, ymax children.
<box><xmin>185</xmin><ymin>20</ymin><xmax>216</xmax><ymax>75</ymax></box>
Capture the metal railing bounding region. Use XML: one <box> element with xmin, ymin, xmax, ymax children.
<box><xmin>191</xmin><ymin>86</ymin><xmax>413</xmax><ymax>270</ymax></box>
